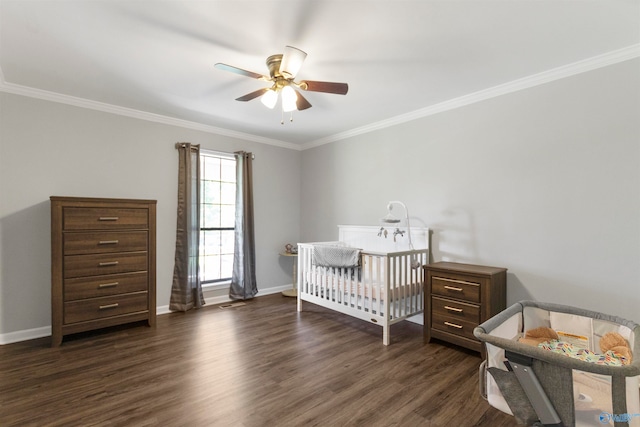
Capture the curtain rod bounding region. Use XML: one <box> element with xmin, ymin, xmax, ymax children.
<box><xmin>235</xmin><ymin>151</ymin><xmax>256</xmax><ymax>160</ymax></box>
<box><xmin>175</xmin><ymin>142</ymin><xmax>200</xmax><ymax>151</ymax></box>
<box><xmin>176</xmin><ymin>143</ymin><xmax>255</xmax><ymax>160</ymax></box>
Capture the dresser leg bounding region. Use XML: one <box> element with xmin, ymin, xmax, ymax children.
<box><xmin>51</xmin><ymin>333</ymin><xmax>62</xmax><ymax>347</ymax></box>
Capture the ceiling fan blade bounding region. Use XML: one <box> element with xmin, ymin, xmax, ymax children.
<box><xmin>295</xmin><ymin>89</ymin><xmax>312</xmax><ymax>111</ymax></box>
<box><xmin>235</xmin><ymin>88</ymin><xmax>269</xmax><ymax>102</ymax></box>
<box><xmin>279</xmin><ymin>46</ymin><xmax>307</xmax><ymax>79</ymax></box>
<box><xmin>299</xmin><ymin>80</ymin><xmax>349</xmax><ymax>95</ymax></box>
<box><xmin>214</xmin><ymin>63</ymin><xmax>268</xmax><ymax>81</ymax></box>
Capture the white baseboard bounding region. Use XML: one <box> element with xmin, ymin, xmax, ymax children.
<box><xmin>0</xmin><ymin>284</ymin><xmax>297</xmax><ymax>344</ymax></box>
<box><xmin>0</xmin><ymin>326</ymin><xmax>52</xmax><ymax>345</ymax></box>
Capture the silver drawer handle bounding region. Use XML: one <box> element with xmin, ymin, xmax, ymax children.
<box><xmin>444</xmin><ymin>305</ymin><xmax>463</xmax><ymax>313</ymax></box>
<box><xmin>98</xmin><ymin>240</ymin><xmax>119</xmax><ymax>245</ymax></box>
<box><xmin>99</xmin><ymin>217</ymin><xmax>119</xmax><ymax>221</ymax></box>
<box><xmin>99</xmin><ymin>261</ymin><xmax>119</xmax><ymax>267</ymax></box>
<box><xmin>444</xmin><ymin>321</ymin><xmax>463</xmax><ymax>329</ymax></box>
<box><xmin>99</xmin><ymin>303</ymin><xmax>119</xmax><ymax>310</ymax></box>
<box><xmin>98</xmin><ymin>282</ymin><xmax>118</xmax><ymax>288</ymax></box>
<box><xmin>444</xmin><ymin>285</ymin><xmax>463</xmax><ymax>292</ymax></box>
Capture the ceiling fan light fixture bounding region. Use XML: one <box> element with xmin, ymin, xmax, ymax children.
<box><xmin>215</xmin><ymin>45</ymin><xmax>347</xmax><ymax>120</ymax></box>
<box><xmin>279</xmin><ymin>46</ymin><xmax>307</xmax><ymax>79</ymax></box>
<box><xmin>261</xmin><ymin>89</ymin><xmax>278</xmax><ymax>109</ymax></box>
<box><xmin>281</xmin><ymin>85</ymin><xmax>298</xmax><ymax>112</ymax></box>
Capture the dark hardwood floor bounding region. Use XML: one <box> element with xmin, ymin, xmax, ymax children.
<box><xmin>0</xmin><ymin>294</ymin><xmax>516</xmax><ymax>426</ymax></box>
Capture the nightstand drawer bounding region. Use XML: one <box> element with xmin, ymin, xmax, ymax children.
<box><xmin>63</xmin><ymin>207</ymin><xmax>149</xmax><ymax>230</ymax></box>
<box><xmin>64</xmin><ymin>292</ymin><xmax>149</xmax><ymax>324</ymax></box>
<box><xmin>64</xmin><ymin>231</ymin><xmax>148</xmax><ymax>255</ymax></box>
<box><xmin>431</xmin><ymin>276</ymin><xmax>480</xmax><ymax>302</ymax></box>
<box><xmin>431</xmin><ymin>296</ymin><xmax>479</xmax><ymax>323</ymax></box>
<box><xmin>64</xmin><ymin>252</ymin><xmax>148</xmax><ymax>278</ymax></box>
<box><xmin>431</xmin><ymin>312</ymin><xmax>478</xmax><ymax>341</ymax></box>
<box><xmin>64</xmin><ymin>272</ymin><xmax>148</xmax><ymax>301</ymax></box>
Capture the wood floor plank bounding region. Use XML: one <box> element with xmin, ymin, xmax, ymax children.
<box><xmin>0</xmin><ymin>294</ymin><xmax>516</xmax><ymax>426</ymax></box>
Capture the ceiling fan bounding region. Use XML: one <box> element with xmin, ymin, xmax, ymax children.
<box><xmin>214</xmin><ymin>46</ymin><xmax>348</xmax><ymax>119</ymax></box>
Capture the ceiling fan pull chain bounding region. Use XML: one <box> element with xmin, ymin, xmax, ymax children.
<box><xmin>281</xmin><ymin>108</ymin><xmax>284</xmax><ymax>125</ymax></box>
<box><xmin>290</xmin><ymin>112</ymin><xmax>294</xmax><ymax>123</ymax></box>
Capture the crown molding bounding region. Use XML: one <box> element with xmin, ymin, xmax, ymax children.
<box><xmin>2</xmin><ymin>43</ymin><xmax>638</xmax><ymax>152</ymax></box>
<box><xmin>0</xmin><ymin>75</ymin><xmax>302</xmax><ymax>151</ymax></box>
<box><xmin>301</xmin><ymin>43</ymin><xmax>640</xmax><ymax>150</ymax></box>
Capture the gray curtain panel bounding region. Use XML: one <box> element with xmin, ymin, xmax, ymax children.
<box><xmin>170</xmin><ymin>142</ymin><xmax>205</xmax><ymax>311</ymax></box>
<box><xmin>229</xmin><ymin>151</ymin><xmax>258</xmax><ymax>300</ymax></box>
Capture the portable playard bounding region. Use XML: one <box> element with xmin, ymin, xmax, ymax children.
<box><xmin>474</xmin><ymin>301</ymin><xmax>640</xmax><ymax>427</ymax></box>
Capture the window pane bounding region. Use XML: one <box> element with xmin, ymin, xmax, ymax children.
<box><xmin>220</xmin><ymin>158</ymin><xmax>236</xmax><ymax>182</ymax></box>
<box><xmin>221</xmin><ymin>182</ymin><xmax>236</xmax><ymax>204</ymax></box>
<box><xmin>203</xmin><ymin>255</ymin><xmax>221</xmax><ymax>280</ymax></box>
<box><xmin>221</xmin><ymin>205</ymin><xmax>235</xmax><ymax>228</ymax></box>
<box><xmin>202</xmin><ymin>204</ymin><xmax>220</xmax><ymax>228</ymax></box>
<box><xmin>203</xmin><ymin>230</ymin><xmax>222</xmax><ymax>255</ymax></box>
<box><xmin>203</xmin><ymin>156</ymin><xmax>221</xmax><ymax>180</ymax></box>
<box><xmin>221</xmin><ymin>230</ymin><xmax>235</xmax><ymax>254</ymax></box>
<box><xmin>221</xmin><ymin>254</ymin><xmax>233</xmax><ymax>279</ymax></box>
<box><xmin>203</xmin><ymin>181</ymin><xmax>220</xmax><ymax>204</ymax></box>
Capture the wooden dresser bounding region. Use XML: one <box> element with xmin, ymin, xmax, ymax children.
<box><xmin>424</xmin><ymin>262</ymin><xmax>506</xmax><ymax>356</ymax></box>
<box><xmin>50</xmin><ymin>196</ymin><xmax>156</xmax><ymax>346</ymax></box>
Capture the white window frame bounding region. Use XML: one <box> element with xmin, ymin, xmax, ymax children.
<box><xmin>199</xmin><ymin>149</ymin><xmax>236</xmax><ymax>291</ymax></box>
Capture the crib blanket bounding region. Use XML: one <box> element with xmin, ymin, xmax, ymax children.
<box><xmin>312</xmin><ymin>245</ymin><xmax>361</xmax><ymax>268</ymax></box>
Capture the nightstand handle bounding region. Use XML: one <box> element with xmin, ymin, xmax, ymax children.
<box><xmin>444</xmin><ymin>305</ymin><xmax>463</xmax><ymax>313</ymax></box>
<box><xmin>444</xmin><ymin>285</ymin><xmax>463</xmax><ymax>292</ymax></box>
<box><xmin>444</xmin><ymin>321</ymin><xmax>463</xmax><ymax>329</ymax></box>
<box><xmin>98</xmin><ymin>217</ymin><xmax>119</xmax><ymax>221</ymax></box>
<box><xmin>98</xmin><ymin>240</ymin><xmax>119</xmax><ymax>245</ymax></box>
<box><xmin>99</xmin><ymin>261</ymin><xmax>119</xmax><ymax>267</ymax></box>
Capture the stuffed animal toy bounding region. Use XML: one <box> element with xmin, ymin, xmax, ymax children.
<box><xmin>518</xmin><ymin>326</ymin><xmax>558</xmax><ymax>346</ymax></box>
<box><xmin>599</xmin><ymin>331</ymin><xmax>633</xmax><ymax>365</ymax></box>
<box><xmin>518</xmin><ymin>328</ymin><xmax>633</xmax><ymax>366</ymax></box>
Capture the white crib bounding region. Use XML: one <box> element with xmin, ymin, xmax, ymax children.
<box><xmin>296</xmin><ymin>225</ymin><xmax>430</xmax><ymax>345</ymax></box>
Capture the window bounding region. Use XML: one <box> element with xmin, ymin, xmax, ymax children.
<box><xmin>200</xmin><ymin>151</ymin><xmax>236</xmax><ymax>284</ymax></box>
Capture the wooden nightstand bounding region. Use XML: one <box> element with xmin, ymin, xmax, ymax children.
<box><xmin>424</xmin><ymin>262</ymin><xmax>506</xmax><ymax>356</ymax></box>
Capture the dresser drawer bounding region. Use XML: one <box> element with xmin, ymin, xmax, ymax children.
<box><xmin>63</xmin><ymin>231</ymin><xmax>148</xmax><ymax>255</ymax></box>
<box><xmin>64</xmin><ymin>272</ymin><xmax>148</xmax><ymax>301</ymax></box>
<box><xmin>63</xmin><ymin>208</ymin><xmax>149</xmax><ymax>230</ymax></box>
<box><xmin>431</xmin><ymin>311</ymin><xmax>478</xmax><ymax>341</ymax></box>
<box><xmin>431</xmin><ymin>295</ymin><xmax>480</xmax><ymax>323</ymax></box>
<box><xmin>431</xmin><ymin>276</ymin><xmax>480</xmax><ymax>303</ymax></box>
<box><xmin>64</xmin><ymin>292</ymin><xmax>149</xmax><ymax>324</ymax></box>
<box><xmin>64</xmin><ymin>252</ymin><xmax>147</xmax><ymax>278</ymax></box>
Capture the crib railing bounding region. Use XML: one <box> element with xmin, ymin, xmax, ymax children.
<box><xmin>297</xmin><ymin>242</ymin><xmax>428</xmax><ymax>325</ymax></box>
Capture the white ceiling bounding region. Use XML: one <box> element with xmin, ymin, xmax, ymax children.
<box><xmin>1</xmin><ymin>1</ymin><xmax>639</xmax><ymax>148</ymax></box>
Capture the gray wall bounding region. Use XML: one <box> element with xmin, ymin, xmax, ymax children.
<box><xmin>1</xmin><ymin>57</ymin><xmax>638</xmax><ymax>340</ymax></box>
<box><xmin>0</xmin><ymin>93</ymin><xmax>301</xmax><ymax>338</ymax></box>
<box><xmin>301</xmin><ymin>59</ymin><xmax>640</xmax><ymax>322</ymax></box>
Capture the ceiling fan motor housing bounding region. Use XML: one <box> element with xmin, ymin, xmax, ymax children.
<box><xmin>266</xmin><ymin>54</ymin><xmax>284</xmax><ymax>78</ymax></box>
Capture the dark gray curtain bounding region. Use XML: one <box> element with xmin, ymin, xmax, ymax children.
<box><xmin>229</xmin><ymin>151</ymin><xmax>258</xmax><ymax>300</ymax></box>
<box><xmin>170</xmin><ymin>142</ymin><xmax>205</xmax><ymax>311</ymax></box>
